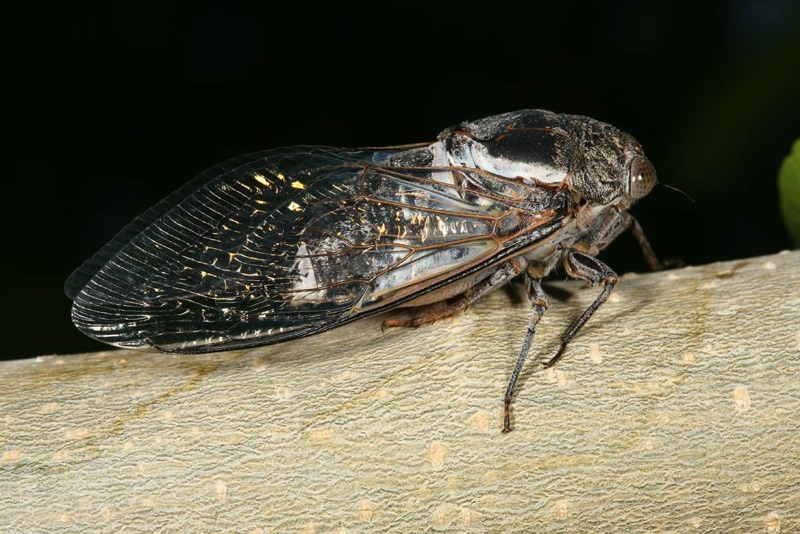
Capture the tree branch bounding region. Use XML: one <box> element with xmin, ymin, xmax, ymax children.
<box><xmin>1</xmin><ymin>251</ymin><xmax>798</xmax><ymax>532</ymax></box>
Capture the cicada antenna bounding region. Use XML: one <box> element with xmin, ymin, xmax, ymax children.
<box><xmin>660</xmin><ymin>182</ymin><xmax>694</xmax><ymax>202</ymax></box>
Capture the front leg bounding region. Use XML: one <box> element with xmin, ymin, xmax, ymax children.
<box><xmin>626</xmin><ymin>214</ymin><xmax>664</xmax><ymax>271</ymax></box>
<box><xmin>577</xmin><ymin>210</ymin><xmax>667</xmax><ymax>272</ymax></box>
<box><xmin>542</xmin><ymin>251</ymin><xmax>618</xmax><ymax>369</ymax></box>
<box><xmin>626</xmin><ymin>214</ymin><xmax>683</xmax><ymax>271</ymax></box>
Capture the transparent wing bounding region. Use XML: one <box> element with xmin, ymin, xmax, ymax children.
<box><xmin>70</xmin><ymin>145</ymin><xmax>566</xmax><ymax>352</ymax></box>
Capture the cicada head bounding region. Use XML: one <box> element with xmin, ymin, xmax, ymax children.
<box><xmin>563</xmin><ymin>115</ymin><xmax>657</xmax><ymax>209</ymax></box>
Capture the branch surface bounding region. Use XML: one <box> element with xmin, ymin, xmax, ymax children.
<box><xmin>1</xmin><ymin>251</ymin><xmax>798</xmax><ymax>532</ymax></box>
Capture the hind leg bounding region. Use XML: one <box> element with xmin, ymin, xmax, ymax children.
<box><xmin>381</xmin><ymin>260</ymin><xmax>523</xmax><ymax>330</ymax></box>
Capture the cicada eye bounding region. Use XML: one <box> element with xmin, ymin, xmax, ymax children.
<box><xmin>629</xmin><ymin>156</ymin><xmax>657</xmax><ymax>200</ymax></box>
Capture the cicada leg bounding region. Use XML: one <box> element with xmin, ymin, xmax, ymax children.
<box><xmin>381</xmin><ymin>260</ymin><xmax>524</xmax><ymax>330</ymax></box>
<box><xmin>542</xmin><ymin>251</ymin><xmax>618</xmax><ymax>370</ymax></box>
<box><xmin>626</xmin><ymin>214</ymin><xmax>664</xmax><ymax>271</ymax></box>
<box><xmin>503</xmin><ymin>275</ymin><xmax>548</xmax><ymax>433</ymax></box>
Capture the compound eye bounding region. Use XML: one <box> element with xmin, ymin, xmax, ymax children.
<box><xmin>629</xmin><ymin>156</ymin><xmax>657</xmax><ymax>200</ymax></box>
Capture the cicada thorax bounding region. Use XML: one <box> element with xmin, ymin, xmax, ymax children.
<box><xmin>438</xmin><ymin>110</ymin><xmax>574</xmax><ymax>189</ymax></box>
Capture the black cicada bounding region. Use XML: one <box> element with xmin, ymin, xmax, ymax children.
<box><xmin>66</xmin><ymin>110</ymin><xmax>662</xmax><ymax>432</ymax></box>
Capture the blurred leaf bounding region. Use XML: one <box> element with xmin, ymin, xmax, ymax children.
<box><xmin>778</xmin><ymin>139</ymin><xmax>800</xmax><ymax>247</ymax></box>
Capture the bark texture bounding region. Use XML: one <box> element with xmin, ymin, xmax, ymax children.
<box><xmin>1</xmin><ymin>251</ymin><xmax>798</xmax><ymax>533</ymax></box>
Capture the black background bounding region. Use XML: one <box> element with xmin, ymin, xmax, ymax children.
<box><xmin>7</xmin><ymin>1</ymin><xmax>799</xmax><ymax>359</ymax></box>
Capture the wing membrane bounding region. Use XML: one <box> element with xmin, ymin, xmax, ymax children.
<box><xmin>70</xmin><ymin>146</ymin><xmax>566</xmax><ymax>352</ymax></box>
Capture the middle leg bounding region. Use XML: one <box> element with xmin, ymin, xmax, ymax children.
<box><xmin>543</xmin><ymin>250</ymin><xmax>618</xmax><ymax>369</ymax></box>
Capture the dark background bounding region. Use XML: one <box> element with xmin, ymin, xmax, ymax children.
<box><xmin>7</xmin><ymin>1</ymin><xmax>799</xmax><ymax>359</ymax></box>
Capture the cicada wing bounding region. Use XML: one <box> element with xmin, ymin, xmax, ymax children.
<box><xmin>71</xmin><ymin>146</ymin><xmax>564</xmax><ymax>353</ymax></box>
<box><xmin>65</xmin><ymin>151</ymin><xmax>276</xmax><ymax>300</ymax></box>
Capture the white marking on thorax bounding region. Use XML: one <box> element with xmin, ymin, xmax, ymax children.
<box><xmin>455</xmin><ymin>142</ymin><xmax>568</xmax><ymax>185</ymax></box>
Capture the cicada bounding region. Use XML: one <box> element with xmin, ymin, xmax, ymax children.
<box><xmin>66</xmin><ymin>109</ymin><xmax>662</xmax><ymax>432</ymax></box>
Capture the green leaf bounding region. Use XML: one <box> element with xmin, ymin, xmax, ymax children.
<box><xmin>778</xmin><ymin>139</ymin><xmax>800</xmax><ymax>247</ymax></box>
